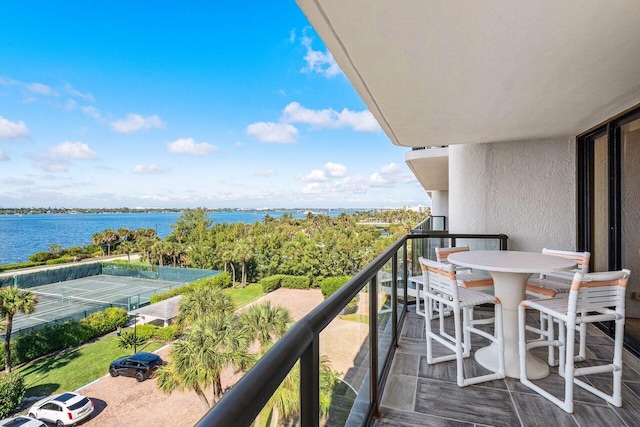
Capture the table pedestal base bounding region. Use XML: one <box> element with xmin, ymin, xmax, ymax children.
<box><xmin>474</xmin><ymin>342</ymin><xmax>549</xmax><ymax>379</ymax></box>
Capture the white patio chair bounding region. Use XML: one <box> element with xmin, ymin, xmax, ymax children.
<box><xmin>419</xmin><ymin>257</ymin><xmax>505</xmax><ymax>387</ymax></box>
<box><xmin>435</xmin><ymin>246</ymin><xmax>494</xmax><ymax>292</ymax></box>
<box><xmin>527</xmin><ymin>249</ymin><xmax>591</xmax><ymax>365</ymax></box>
<box><xmin>518</xmin><ymin>269</ymin><xmax>630</xmax><ymax>413</ymax></box>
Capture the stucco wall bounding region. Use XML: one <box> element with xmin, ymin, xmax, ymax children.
<box><xmin>448</xmin><ymin>138</ymin><xmax>576</xmax><ymax>251</ymax></box>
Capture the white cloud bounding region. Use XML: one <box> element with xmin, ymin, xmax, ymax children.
<box><xmin>0</xmin><ymin>116</ymin><xmax>29</xmax><ymax>140</ymax></box>
<box><xmin>46</xmin><ymin>141</ymin><xmax>98</xmax><ymax>160</ymax></box>
<box><xmin>369</xmin><ymin>163</ymin><xmax>414</xmax><ymax>187</ymax></box>
<box><xmin>325</xmin><ymin>162</ymin><xmax>347</xmax><ymax>177</ymax></box>
<box><xmin>4</xmin><ymin>177</ymin><xmax>34</xmax><ymax>185</ymax></box>
<box><xmin>300</xmin><ymin>33</ymin><xmax>342</xmax><ymax>78</ymax></box>
<box><xmin>302</xmin><ymin>182</ymin><xmax>322</xmax><ymax>194</ymax></box>
<box><xmin>64</xmin><ymin>83</ymin><xmax>95</xmax><ymax>102</ymax></box>
<box><xmin>246</xmin><ymin>122</ymin><xmax>298</xmax><ymax>143</ymax></box>
<box><xmin>282</xmin><ymin>102</ymin><xmax>334</xmax><ymax>128</ymax></box>
<box><xmin>381</xmin><ymin>163</ymin><xmax>401</xmax><ymax>175</ymax></box>
<box><xmin>0</xmin><ymin>150</ymin><xmax>8</xmax><ymax>161</ymax></box>
<box><xmin>256</xmin><ymin>169</ymin><xmax>275</xmax><ymax>177</ymax></box>
<box><xmin>65</xmin><ymin>99</ymin><xmax>77</xmax><ymax>111</ymax></box>
<box><xmin>111</xmin><ymin>113</ymin><xmax>165</xmax><ymax>133</ymax></box>
<box><xmin>281</xmin><ymin>102</ymin><xmax>380</xmax><ymax>132</ymax></box>
<box><xmin>26</xmin><ymin>82</ymin><xmax>57</xmax><ymax>96</ymax></box>
<box><xmin>35</xmin><ymin>161</ymin><xmax>70</xmax><ymax>172</ymax></box>
<box><xmin>299</xmin><ymin>169</ymin><xmax>327</xmax><ymax>183</ymax></box>
<box><xmin>132</xmin><ymin>164</ymin><xmax>169</xmax><ymax>174</ymax></box>
<box><xmin>82</xmin><ymin>106</ymin><xmax>103</xmax><ymax>120</ymax></box>
<box><xmin>335</xmin><ymin>109</ymin><xmax>380</xmax><ymax>132</ymax></box>
<box><xmin>166</xmin><ymin>137</ymin><xmax>218</xmax><ymax>155</ymax></box>
<box><xmin>141</xmin><ymin>194</ymin><xmax>171</xmax><ymax>202</ymax></box>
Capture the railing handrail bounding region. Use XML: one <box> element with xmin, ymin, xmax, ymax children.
<box><xmin>196</xmin><ymin>231</ymin><xmax>508</xmax><ymax>426</ymax></box>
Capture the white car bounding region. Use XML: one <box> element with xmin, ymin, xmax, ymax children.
<box><xmin>28</xmin><ymin>392</ymin><xmax>93</xmax><ymax>426</ymax></box>
<box><xmin>0</xmin><ymin>416</ymin><xmax>46</xmax><ymax>427</ymax></box>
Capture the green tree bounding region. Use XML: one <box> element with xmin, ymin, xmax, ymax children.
<box><xmin>155</xmin><ymin>315</ymin><xmax>254</xmax><ymax>409</ymax></box>
<box><xmin>91</xmin><ymin>231</ymin><xmax>105</xmax><ymax>256</ymax></box>
<box><xmin>234</xmin><ymin>242</ymin><xmax>254</xmax><ymax>288</ymax></box>
<box><xmin>240</xmin><ymin>301</ymin><xmax>291</xmax><ymax>349</ymax></box>
<box><xmin>117</xmin><ymin>329</ymin><xmax>146</xmax><ymax>350</ymax></box>
<box><xmin>258</xmin><ymin>355</ymin><xmax>337</xmax><ymax>426</ymax></box>
<box><xmin>0</xmin><ymin>287</ymin><xmax>37</xmax><ymax>372</ymax></box>
<box><xmin>118</xmin><ymin>240</ymin><xmax>135</xmax><ymax>262</ymax></box>
<box><xmin>175</xmin><ymin>286</ymin><xmax>235</xmax><ymax>329</ymax></box>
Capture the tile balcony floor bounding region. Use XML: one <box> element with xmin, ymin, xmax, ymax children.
<box><xmin>374</xmin><ymin>307</ymin><xmax>640</xmax><ymax>427</ymax></box>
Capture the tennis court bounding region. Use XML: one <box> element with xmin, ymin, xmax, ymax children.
<box><xmin>4</xmin><ymin>262</ymin><xmax>220</xmax><ymax>337</ymax></box>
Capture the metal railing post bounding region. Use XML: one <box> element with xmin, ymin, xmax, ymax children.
<box><xmin>300</xmin><ymin>336</ymin><xmax>320</xmax><ymax>427</ymax></box>
<box><xmin>391</xmin><ymin>251</ymin><xmax>398</xmax><ymax>348</ymax></box>
<box><xmin>369</xmin><ymin>275</ymin><xmax>379</xmax><ymax>416</ymax></box>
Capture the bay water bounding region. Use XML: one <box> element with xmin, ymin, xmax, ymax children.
<box><xmin>0</xmin><ymin>210</ymin><xmax>347</xmax><ymax>265</ymax></box>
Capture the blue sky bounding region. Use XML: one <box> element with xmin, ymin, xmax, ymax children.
<box><xmin>0</xmin><ymin>1</ymin><xmax>428</xmax><ymax>209</ymax></box>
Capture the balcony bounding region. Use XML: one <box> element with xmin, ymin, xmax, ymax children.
<box><xmin>197</xmin><ymin>229</ymin><xmax>640</xmax><ymax>426</ymax></box>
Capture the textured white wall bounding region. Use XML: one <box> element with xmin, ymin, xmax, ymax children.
<box><xmin>429</xmin><ymin>190</ymin><xmax>449</xmax><ymax>218</ymax></box>
<box><xmin>449</xmin><ymin>138</ymin><xmax>576</xmax><ymax>251</ymax></box>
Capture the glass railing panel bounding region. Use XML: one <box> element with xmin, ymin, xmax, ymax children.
<box><xmin>454</xmin><ymin>238</ymin><xmax>502</xmax><ymax>251</ymax></box>
<box><xmin>319</xmin><ymin>286</ymin><xmax>370</xmax><ymax>427</ymax></box>
<box><xmin>377</xmin><ymin>261</ymin><xmax>394</xmax><ymax>378</ymax></box>
<box><xmin>396</xmin><ymin>245</ymin><xmax>406</xmax><ymax>322</ymax></box>
<box><xmin>250</xmin><ymin>367</ymin><xmax>300</xmax><ymax>427</ymax></box>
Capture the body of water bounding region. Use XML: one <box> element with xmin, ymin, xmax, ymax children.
<box><xmin>0</xmin><ymin>210</ymin><xmax>350</xmax><ymax>265</ymax></box>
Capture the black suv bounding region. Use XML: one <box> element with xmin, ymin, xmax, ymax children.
<box><xmin>109</xmin><ymin>352</ymin><xmax>163</xmax><ymax>382</ymax></box>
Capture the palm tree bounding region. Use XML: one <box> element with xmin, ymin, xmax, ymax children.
<box><xmin>233</xmin><ymin>242</ymin><xmax>254</xmax><ymax>288</ymax></box>
<box><xmin>102</xmin><ymin>228</ymin><xmax>118</xmax><ymax>256</ymax></box>
<box><xmin>91</xmin><ymin>231</ymin><xmax>105</xmax><ymax>256</ymax></box>
<box><xmin>118</xmin><ymin>240</ymin><xmax>135</xmax><ymax>262</ymax></box>
<box><xmin>155</xmin><ymin>314</ymin><xmax>254</xmax><ymax>409</ymax></box>
<box><xmin>257</xmin><ymin>355</ymin><xmax>337</xmax><ymax>426</ymax></box>
<box><xmin>240</xmin><ymin>301</ymin><xmax>292</xmax><ymax>349</ymax></box>
<box><xmin>175</xmin><ymin>286</ymin><xmax>235</xmax><ymax>329</ymax></box>
<box><xmin>0</xmin><ymin>286</ymin><xmax>38</xmax><ymax>372</ymax></box>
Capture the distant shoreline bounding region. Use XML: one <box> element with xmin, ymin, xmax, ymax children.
<box><xmin>0</xmin><ymin>207</ymin><xmax>369</xmax><ymax>215</ymax></box>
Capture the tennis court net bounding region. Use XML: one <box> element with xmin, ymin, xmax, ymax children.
<box><xmin>31</xmin><ymin>290</ymin><xmax>128</xmax><ymax>309</ymax></box>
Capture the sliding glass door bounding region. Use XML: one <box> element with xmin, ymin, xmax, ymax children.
<box><xmin>578</xmin><ymin>107</ymin><xmax>640</xmax><ymax>321</ymax></box>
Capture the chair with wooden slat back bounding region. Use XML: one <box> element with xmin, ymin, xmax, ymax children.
<box><xmin>526</xmin><ymin>248</ymin><xmax>591</xmax><ymax>366</ymax></box>
<box><xmin>518</xmin><ymin>269</ymin><xmax>630</xmax><ymax>413</ymax></box>
<box><xmin>419</xmin><ymin>257</ymin><xmax>505</xmax><ymax>387</ymax></box>
<box><xmin>434</xmin><ymin>246</ymin><xmax>494</xmax><ymax>292</ymax></box>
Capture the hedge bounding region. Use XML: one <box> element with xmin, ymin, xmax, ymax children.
<box><xmin>260</xmin><ymin>274</ymin><xmax>311</xmax><ymax>293</ymax></box>
<box><xmin>5</xmin><ymin>307</ymin><xmax>129</xmax><ymax>369</ymax></box>
<box><xmin>0</xmin><ymin>372</ymin><xmax>25</xmax><ymax>419</ymax></box>
<box><xmin>319</xmin><ymin>276</ymin><xmax>358</xmax><ymax>310</ymax></box>
<box><xmin>124</xmin><ymin>324</ymin><xmax>180</xmax><ymax>342</ymax></box>
<box><xmin>150</xmin><ymin>272</ymin><xmax>231</xmax><ymax>303</ymax></box>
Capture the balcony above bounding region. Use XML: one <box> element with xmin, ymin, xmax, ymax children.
<box><xmin>405</xmin><ymin>147</ymin><xmax>448</xmax><ymax>192</ymax></box>
<box><xmin>296</xmin><ymin>0</ymin><xmax>640</xmax><ymax>147</ymax></box>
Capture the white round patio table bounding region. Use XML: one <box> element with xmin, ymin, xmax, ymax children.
<box><xmin>447</xmin><ymin>250</ymin><xmax>577</xmax><ymax>379</ymax></box>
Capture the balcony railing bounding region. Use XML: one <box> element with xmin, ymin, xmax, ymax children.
<box><xmin>196</xmin><ymin>232</ymin><xmax>508</xmax><ymax>427</ymax></box>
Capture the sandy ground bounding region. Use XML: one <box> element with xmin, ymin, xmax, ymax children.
<box><xmin>79</xmin><ymin>288</ymin><xmax>336</xmax><ymax>427</ymax></box>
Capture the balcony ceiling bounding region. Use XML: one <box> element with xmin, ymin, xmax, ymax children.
<box><xmin>296</xmin><ymin>1</ymin><xmax>640</xmax><ymax>147</ymax></box>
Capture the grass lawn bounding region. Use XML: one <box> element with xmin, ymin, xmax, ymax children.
<box><xmin>16</xmin><ymin>336</ymin><xmax>163</xmax><ymax>398</ymax></box>
<box><xmin>225</xmin><ymin>283</ymin><xmax>265</xmax><ymax>309</ymax></box>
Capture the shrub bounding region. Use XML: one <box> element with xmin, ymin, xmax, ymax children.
<box><xmin>0</xmin><ymin>261</ymin><xmax>43</xmax><ymax>272</ymax></box>
<box><xmin>320</xmin><ymin>276</ymin><xmax>358</xmax><ymax>311</ymax></box>
<box><xmin>260</xmin><ymin>275</ymin><xmax>283</xmax><ymax>293</ymax></box>
<box><xmin>280</xmin><ymin>275</ymin><xmax>310</xmax><ymax>289</ymax></box>
<box><xmin>29</xmin><ymin>251</ymin><xmax>56</xmax><ymax>263</ymax></box>
<box><xmin>79</xmin><ymin>307</ymin><xmax>129</xmax><ymax>336</ymax></box>
<box><xmin>260</xmin><ymin>274</ymin><xmax>311</xmax><ymax>292</ymax></box>
<box><xmin>150</xmin><ymin>273</ymin><xmax>230</xmax><ymax>302</ymax></box>
<box><xmin>320</xmin><ymin>276</ymin><xmax>351</xmax><ymax>299</ymax></box>
<box><xmin>131</xmin><ymin>324</ymin><xmax>156</xmax><ymax>341</ymax></box>
<box><xmin>153</xmin><ymin>325</ymin><xmax>180</xmax><ymax>341</ymax></box>
<box><xmin>0</xmin><ymin>372</ymin><xmax>25</xmax><ymax>418</ymax></box>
